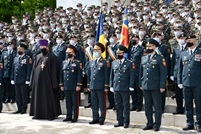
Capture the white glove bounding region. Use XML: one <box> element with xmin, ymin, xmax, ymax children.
<box><xmin>110</xmin><ymin>87</ymin><xmax>114</xmax><ymax>92</ymax></box>
<box><xmin>170</xmin><ymin>76</ymin><xmax>174</xmax><ymax>81</ymax></box>
<box><xmin>25</xmin><ymin>81</ymin><xmax>30</xmax><ymax>85</ymax></box>
<box><xmin>11</xmin><ymin>80</ymin><xmax>15</xmax><ymax>85</ymax></box>
<box><xmin>0</xmin><ymin>83</ymin><xmax>1</xmax><ymax>85</ymax></box>
<box><xmin>178</xmin><ymin>84</ymin><xmax>183</xmax><ymax>89</ymax></box>
<box><xmin>129</xmin><ymin>87</ymin><xmax>134</xmax><ymax>91</ymax></box>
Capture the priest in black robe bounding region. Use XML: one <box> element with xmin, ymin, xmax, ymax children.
<box><xmin>29</xmin><ymin>39</ymin><xmax>61</xmax><ymax>120</ymax></box>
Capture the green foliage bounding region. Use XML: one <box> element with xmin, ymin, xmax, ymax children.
<box><xmin>0</xmin><ymin>0</ymin><xmax>56</xmax><ymax>22</ymax></box>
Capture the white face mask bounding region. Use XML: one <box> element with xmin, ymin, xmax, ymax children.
<box><xmin>112</xmin><ymin>18</ymin><xmax>117</xmax><ymax>22</ymax></box>
<box><xmin>117</xmin><ymin>34</ymin><xmax>121</xmax><ymax>39</ymax></box>
<box><xmin>162</xmin><ymin>9</ymin><xmax>167</xmax><ymax>13</ymax></box>
<box><xmin>143</xmin><ymin>15</ymin><xmax>148</xmax><ymax>20</ymax></box>
<box><xmin>56</xmin><ymin>39</ymin><xmax>62</xmax><ymax>44</ymax></box>
<box><xmin>151</xmin><ymin>11</ymin><xmax>157</xmax><ymax>15</ymax></box>
<box><xmin>132</xmin><ymin>29</ymin><xmax>139</xmax><ymax>34</ymax></box>
<box><xmin>139</xmin><ymin>31</ymin><xmax>145</xmax><ymax>36</ymax></box>
<box><xmin>109</xmin><ymin>38</ymin><xmax>115</xmax><ymax>44</ymax></box>
<box><xmin>178</xmin><ymin>39</ymin><xmax>185</xmax><ymax>45</ymax></box>
<box><xmin>82</xmin><ymin>15</ymin><xmax>87</xmax><ymax>19</ymax></box>
<box><xmin>198</xmin><ymin>26</ymin><xmax>201</xmax><ymax>30</ymax></box>
<box><xmin>168</xmin><ymin>14</ymin><xmax>173</xmax><ymax>18</ymax></box>
<box><xmin>70</xmin><ymin>40</ymin><xmax>75</xmax><ymax>45</ymax></box>
<box><xmin>35</xmin><ymin>39</ymin><xmax>40</xmax><ymax>44</ymax></box>
<box><xmin>174</xmin><ymin>31</ymin><xmax>181</xmax><ymax>37</ymax></box>
<box><xmin>87</xmin><ymin>39</ymin><xmax>93</xmax><ymax>45</ymax></box>
<box><xmin>7</xmin><ymin>46</ymin><xmax>13</xmax><ymax>52</ymax></box>
<box><xmin>43</xmin><ymin>34</ymin><xmax>49</xmax><ymax>38</ymax></box>
<box><xmin>136</xmin><ymin>12</ymin><xmax>142</xmax><ymax>17</ymax></box>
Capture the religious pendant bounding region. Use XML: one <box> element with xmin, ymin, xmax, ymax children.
<box><xmin>41</xmin><ymin>61</ymin><xmax>45</xmax><ymax>71</ymax></box>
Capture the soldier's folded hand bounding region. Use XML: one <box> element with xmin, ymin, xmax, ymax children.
<box><xmin>170</xmin><ymin>76</ymin><xmax>174</xmax><ymax>81</ymax></box>
<box><xmin>140</xmin><ymin>87</ymin><xmax>143</xmax><ymax>90</ymax></box>
<box><xmin>129</xmin><ymin>87</ymin><xmax>134</xmax><ymax>91</ymax></box>
<box><xmin>178</xmin><ymin>84</ymin><xmax>183</xmax><ymax>89</ymax></box>
<box><xmin>60</xmin><ymin>86</ymin><xmax>64</xmax><ymax>91</ymax></box>
<box><xmin>110</xmin><ymin>87</ymin><xmax>114</xmax><ymax>92</ymax></box>
<box><xmin>76</xmin><ymin>86</ymin><xmax>81</xmax><ymax>92</ymax></box>
<box><xmin>87</xmin><ymin>88</ymin><xmax>91</xmax><ymax>91</ymax></box>
<box><xmin>11</xmin><ymin>80</ymin><xmax>15</xmax><ymax>85</ymax></box>
<box><xmin>160</xmin><ymin>88</ymin><xmax>165</xmax><ymax>93</ymax></box>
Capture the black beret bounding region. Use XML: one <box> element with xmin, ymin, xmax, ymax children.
<box><xmin>56</xmin><ymin>35</ymin><xmax>63</xmax><ymax>38</ymax></box>
<box><xmin>186</xmin><ymin>34</ymin><xmax>196</xmax><ymax>40</ymax></box>
<box><xmin>94</xmin><ymin>42</ymin><xmax>105</xmax><ymax>52</ymax></box>
<box><xmin>66</xmin><ymin>45</ymin><xmax>77</xmax><ymax>54</ymax></box>
<box><xmin>131</xmin><ymin>34</ymin><xmax>139</xmax><ymax>39</ymax></box>
<box><xmin>18</xmin><ymin>43</ymin><xmax>28</xmax><ymax>49</ymax></box>
<box><xmin>146</xmin><ymin>38</ymin><xmax>159</xmax><ymax>47</ymax></box>
<box><xmin>179</xmin><ymin>33</ymin><xmax>186</xmax><ymax>38</ymax></box>
<box><xmin>116</xmin><ymin>45</ymin><xmax>128</xmax><ymax>53</ymax></box>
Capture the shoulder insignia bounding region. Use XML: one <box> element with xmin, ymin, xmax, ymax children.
<box><xmin>80</xmin><ymin>63</ymin><xmax>82</xmax><ymax>69</ymax></box>
<box><xmin>162</xmin><ymin>58</ymin><xmax>166</xmax><ymax>67</ymax></box>
<box><xmin>106</xmin><ymin>60</ymin><xmax>110</xmax><ymax>68</ymax></box>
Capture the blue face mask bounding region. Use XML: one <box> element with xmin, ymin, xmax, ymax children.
<box><xmin>93</xmin><ymin>52</ymin><xmax>100</xmax><ymax>58</ymax></box>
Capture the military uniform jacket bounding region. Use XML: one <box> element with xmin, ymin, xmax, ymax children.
<box><xmin>110</xmin><ymin>59</ymin><xmax>135</xmax><ymax>91</ymax></box>
<box><xmin>70</xmin><ymin>44</ymin><xmax>84</xmax><ymax>64</ymax></box>
<box><xmin>87</xmin><ymin>57</ymin><xmax>110</xmax><ymax>90</ymax></box>
<box><xmin>129</xmin><ymin>45</ymin><xmax>144</xmax><ymax>76</ymax></box>
<box><xmin>31</xmin><ymin>44</ymin><xmax>41</xmax><ymax>61</ymax></box>
<box><xmin>178</xmin><ymin>48</ymin><xmax>201</xmax><ymax>87</ymax></box>
<box><xmin>106</xmin><ymin>43</ymin><xmax>119</xmax><ymax>63</ymax></box>
<box><xmin>139</xmin><ymin>53</ymin><xmax>167</xmax><ymax>90</ymax></box>
<box><xmin>0</xmin><ymin>61</ymin><xmax>3</xmax><ymax>83</ymax></box>
<box><xmin>52</xmin><ymin>43</ymin><xmax>67</xmax><ymax>65</ymax></box>
<box><xmin>1</xmin><ymin>50</ymin><xmax>16</xmax><ymax>78</ymax></box>
<box><xmin>83</xmin><ymin>46</ymin><xmax>93</xmax><ymax>75</ymax></box>
<box><xmin>170</xmin><ymin>45</ymin><xmax>187</xmax><ymax>78</ymax></box>
<box><xmin>11</xmin><ymin>55</ymin><xmax>32</xmax><ymax>84</ymax></box>
<box><xmin>59</xmin><ymin>59</ymin><xmax>82</xmax><ymax>90</ymax></box>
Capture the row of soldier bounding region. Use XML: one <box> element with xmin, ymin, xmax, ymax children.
<box><xmin>0</xmin><ymin>0</ymin><xmax>200</xmax><ymax>132</ymax></box>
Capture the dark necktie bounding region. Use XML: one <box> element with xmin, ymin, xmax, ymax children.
<box><xmin>132</xmin><ymin>47</ymin><xmax>135</xmax><ymax>52</ymax></box>
<box><xmin>120</xmin><ymin>60</ymin><xmax>122</xmax><ymax>66</ymax></box>
<box><xmin>148</xmin><ymin>55</ymin><xmax>151</xmax><ymax>62</ymax></box>
<box><xmin>181</xmin><ymin>46</ymin><xmax>184</xmax><ymax>51</ymax></box>
<box><xmin>190</xmin><ymin>50</ymin><xmax>193</xmax><ymax>55</ymax></box>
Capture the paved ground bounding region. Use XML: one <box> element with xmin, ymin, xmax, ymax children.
<box><xmin>0</xmin><ymin>112</ymin><xmax>199</xmax><ymax>134</ymax></box>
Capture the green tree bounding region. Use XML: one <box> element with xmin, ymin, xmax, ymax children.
<box><xmin>0</xmin><ymin>0</ymin><xmax>56</xmax><ymax>22</ymax></box>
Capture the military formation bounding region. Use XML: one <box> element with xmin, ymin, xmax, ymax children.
<box><xmin>0</xmin><ymin>0</ymin><xmax>201</xmax><ymax>132</ymax></box>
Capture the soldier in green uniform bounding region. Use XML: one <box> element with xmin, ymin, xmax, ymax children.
<box><xmin>110</xmin><ymin>45</ymin><xmax>135</xmax><ymax>128</ymax></box>
<box><xmin>60</xmin><ymin>45</ymin><xmax>82</xmax><ymax>123</ymax></box>
<box><xmin>178</xmin><ymin>35</ymin><xmax>201</xmax><ymax>132</ymax></box>
<box><xmin>139</xmin><ymin>38</ymin><xmax>167</xmax><ymax>132</ymax></box>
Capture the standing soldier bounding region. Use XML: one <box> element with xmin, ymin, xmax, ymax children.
<box><xmin>83</xmin><ymin>35</ymin><xmax>95</xmax><ymax>108</ymax></box>
<box><xmin>129</xmin><ymin>34</ymin><xmax>144</xmax><ymax>112</ymax></box>
<box><xmin>52</xmin><ymin>35</ymin><xmax>67</xmax><ymax>100</ymax></box>
<box><xmin>31</xmin><ymin>34</ymin><xmax>42</xmax><ymax>62</ymax></box>
<box><xmin>2</xmin><ymin>41</ymin><xmax>16</xmax><ymax>103</ymax></box>
<box><xmin>178</xmin><ymin>35</ymin><xmax>201</xmax><ymax>132</ymax></box>
<box><xmin>106</xmin><ymin>34</ymin><xmax>119</xmax><ymax>110</ymax></box>
<box><xmin>60</xmin><ymin>45</ymin><xmax>82</xmax><ymax>123</ymax></box>
<box><xmin>110</xmin><ymin>45</ymin><xmax>135</xmax><ymax>128</ymax></box>
<box><xmin>170</xmin><ymin>33</ymin><xmax>187</xmax><ymax>114</ymax></box>
<box><xmin>87</xmin><ymin>42</ymin><xmax>109</xmax><ymax>125</ymax></box>
<box><xmin>139</xmin><ymin>38</ymin><xmax>167</xmax><ymax>132</ymax></box>
<box><xmin>11</xmin><ymin>43</ymin><xmax>32</xmax><ymax>114</ymax></box>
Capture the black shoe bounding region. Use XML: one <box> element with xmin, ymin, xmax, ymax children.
<box><xmin>20</xmin><ymin>111</ymin><xmax>26</xmax><ymax>114</ymax></box>
<box><xmin>63</xmin><ymin>118</ymin><xmax>72</xmax><ymax>122</ymax></box>
<box><xmin>183</xmin><ymin>125</ymin><xmax>194</xmax><ymax>130</ymax></box>
<box><xmin>130</xmin><ymin>107</ymin><xmax>137</xmax><ymax>111</ymax></box>
<box><xmin>10</xmin><ymin>100</ymin><xmax>15</xmax><ymax>104</ymax></box>
<box><xmin>48</xmin><ymin>118</ymin><xmax>54</xmax><ymax>121</ymax></box>
<box><xmin>154</xmin><ymin>127</ymin><xmax>160</xmax><ymax>131</ymax></box>
<box><xmin>32</xmin><ymin>117</ymin><xmax>38</xmax><ymax>120</ymax></box>
<box><xmin>171</xmin><ymin>94</ymin><xmax>176</xmax><ymax>99</ymax></box>
<box><xmin>196</xmin><ymin>126</ymin><xmax>201</xmax><ymax>132</ymax></box>
<box><xmin>99</xmin><ymin>121</ymin><xmax>104</xmax><ymax>125</ymax></box>
<box><xmin>13</xmin><ymin>110</ymin><xmax>22</xmax><ymax>114</ymax></box>
<box><xmin>173</xmin><ymin>111</ymin><xmax>184</xmax><ymax>115</ymax></box>
<box><xmin>143</xmin><ymin>126</ymin><xmax>153</xmax><ymax>130</ymax></box>
<box><xmin>84</xmin><ymin>104</ymin><xmax>91</xmax><ymax>108</ymax></box>
<box><xmin>107</xmin><ymin>105</ymin><xmax>114</xmax><ymax>109</ymax></box>
<box><xmin>4</xmin><ymin>99</ymin><xmax>10</xmax><ymax>103</ymax></box>
<box><xmin>89</xmin><ymin>120</ymin><xmax>99</xmax><ymax>124</ymax></box>
<box><xmin>71</xmin><ymin>119</ymin><xmax>77</xmax><ymax>123</ymax></box>
<box><xmin>60</xmin><ymin>96</ymin><xmax>64</xmax><ymax>100</ymax></box>
<box><xmin>136</xmin><ymin>108</ymin><xmax>142</xmax><ymax>112</ymax></box>
<box><xmin>124</xmin><ymin>124</ymin><xmax>129</xmax><ymax>128</ymax></box>
<box><xmin>114</xmin><ymin>124</ymin><xmax>123</xmax><ymax>127</ymax></box>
